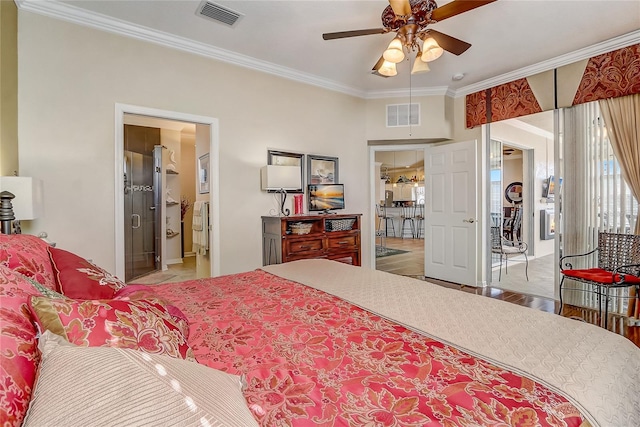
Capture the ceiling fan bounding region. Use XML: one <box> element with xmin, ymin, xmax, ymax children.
<box><xmin>322</xmin><ymin>0</ymin><xmax>496</xmax><ymax>77</ymax></box>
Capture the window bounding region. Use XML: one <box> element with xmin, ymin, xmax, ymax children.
<box><xmin>562</xmin><ymin>100</ymin><xmax>638</xmax><ymax>315</ymax></box>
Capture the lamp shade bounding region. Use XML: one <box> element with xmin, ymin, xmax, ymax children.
<box><xmin>421</xmin><ymin>37</ymin><xmax>444</xmax><ymax>62</ymax></box>
<box><xmin>383</xmin><ymin>37</ymin><xmax>405</xmax><ymax>64</ymax></box>
<box><xmin>0</xmin><ymin>177</ymin><xmax>44</xmax><ymax>220</ymax></box>
<box><xmin>378</xmin><ymin>60</ymin><xmax>397</xmax><ymax>77</ymax></box>
<box><xmin>411</xmin><ymin>52</ymin><xmax>430</xmax><ymax>74</ymax></box>
<box><xmin>261</xmin><ymin>165</ymin><xmax>301</xmax><ymax>191</ymax></box>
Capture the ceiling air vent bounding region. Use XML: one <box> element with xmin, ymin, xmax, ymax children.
<box><xmin>197</xmin><ymin>1</ymin><xmax>243</xmax><ymax>27</ymax></box>
<box><xmin>387</xmin><ymin>103</ymin><xmax>420</xmax><ymax>127</ymax></box>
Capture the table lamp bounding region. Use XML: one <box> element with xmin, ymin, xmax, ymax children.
<box><xmin>0</xmin><ymin>176</ymin><xmax>44</xmax><ymax>234</ymax></box>
<box><xmin>260</xmin><ymin>165</ymin><xmax>301</xmax><ymax>216</ymax></box>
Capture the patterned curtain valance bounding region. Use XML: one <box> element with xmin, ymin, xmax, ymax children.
<box><xmin>466</xmin><ymin>43</ymin><xmax>640</xmax><ymax>128</ymax></box>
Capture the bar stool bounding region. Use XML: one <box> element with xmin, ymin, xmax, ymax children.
<box><xmin>414</xmin><ymin>203</ymin><xmax>424</xmax><ymax>238</ymax></box>
<box><xmin>376</xmin><ymin>205</ymin><xmax>396</xmax><ymax>237</ymax></box>
<box><xmin>400</xmin><ymin>205</ymin><xmax>416</xmax><ymax>239</ymax></box>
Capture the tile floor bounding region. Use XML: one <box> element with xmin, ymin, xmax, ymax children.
<box><xmin>128</xmin><ymin>256</ymin><xmax>197</xmax><ymax>285</ymax></box>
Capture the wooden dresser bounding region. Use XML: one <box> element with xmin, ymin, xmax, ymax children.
<box><xmin>262</xmin><ymin>214</ymin><xmax>362</xmax><ymax>266</ymax></box>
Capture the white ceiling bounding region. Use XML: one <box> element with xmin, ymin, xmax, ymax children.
<box><xmin>19</xmin><ymin>0</ymin><xmax>640</xmax><ymax>98</ymax></box>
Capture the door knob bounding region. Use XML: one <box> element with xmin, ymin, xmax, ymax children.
<box><xmin>463</xmin><ymin>218</ymin><xmax>476</xmax><ymax>224</ymax></box>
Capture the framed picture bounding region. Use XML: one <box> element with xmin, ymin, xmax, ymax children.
<box><xmin>198</xmin><ymin>153</ymin><xmax>210</xmax><ymax>194</ymax></box>
<box><xmin>307</xmin><ymin>154</ymin><xmax>339</xmax><ymax>185</ymax></box>
<box><xmin>267</xmin><ymin>150</ymin><xmax>304</xmax><ymax>193</ymax></box>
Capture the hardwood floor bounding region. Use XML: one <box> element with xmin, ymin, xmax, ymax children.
<box><xmin>376</xmin><ymin>236</ymin><xmax>640</xmax><ymax>348</ymax></box>
<box><xmin>375</xmin><ymin>236</ymin><xmax>424</xmax><ymax>276</ymax></box>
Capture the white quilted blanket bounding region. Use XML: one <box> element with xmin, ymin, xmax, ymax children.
<box><xmin>263</xmin><ymin>259</ymin><xmax>640</xmax><ymax>427</ymax></box>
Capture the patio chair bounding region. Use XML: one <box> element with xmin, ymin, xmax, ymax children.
<box><xmin>503</xmin><ymin>206</ymin><xmax>522</xmax><ymax>242</ymax></box>
<box><xmin>558</xmin><ymin>232</ymin><xmax>640</xmax><ymax>329</ymax></box>
<box><xmin>491</xmin><ymin>226</ymin><xmax>528</xmax><ymax>281</ymax></box>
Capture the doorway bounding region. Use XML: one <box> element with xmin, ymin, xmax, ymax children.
<box><xmin>487</xmin><ymin>111</ymin><xmax>557</xmax><ymax>299</ymax></box>
<box><xmin>373</xmin><ymin>147</ymin><xmax>426</xmax><ymax>278</ymax></box>
<box><xmin>369</xmin><ymin>141</ymin><xmax>479</xmax><ymax>287</ymax></box>
<box><xmin>114</xmin><ymin>104</ymin><xmax>220</xmax><ymax>282</ymax></box>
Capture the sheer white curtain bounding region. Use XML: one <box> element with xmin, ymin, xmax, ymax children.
<box><xmin>561</xmin><ymin>100</ymin><xmax>638</xmax><ymax>315</ymax></box>
<box><xmin>599</xmin><ymin>94</ymin><xmax>640</xmax><ymax>318</ymax></box>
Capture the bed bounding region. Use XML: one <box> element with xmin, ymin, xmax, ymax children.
<box><xmin>1</xmin><ymin>233</ymin><xmax>639</xmax><ymax>426</ymax></box>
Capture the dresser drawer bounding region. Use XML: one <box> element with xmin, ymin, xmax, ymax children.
<box><xmin>286</xmin><ymin>238</ymin><xmax>324</xmax><ymax>254</ymax></box>
<box><xmin>327</xmin><ymin>234</ymin><xmax>357</xmax><ymax>249</ymax></box>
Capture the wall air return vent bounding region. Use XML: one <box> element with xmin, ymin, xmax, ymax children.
<box><xmin>387</xmin><ymin>103</ymin><xmax>420</xmax><ymax>127</ymax></box>
<box><xmin>197</xmin><ymin>1</ymin><xmax>243</xmax><ymax>27</ymax></box>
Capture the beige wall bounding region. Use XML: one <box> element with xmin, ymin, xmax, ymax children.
<box><xmin>17</xmin><ymin>12</ymin><xmax>368</xmax><ymax>275</ymax></box>
<box><xmin>15</xmin><ymin>10</ymin><xmax>499</xmax><ymax>281</ymax></box>
<box><xmin>0</xmin><ymin>0</ymin><xmax>18</xmax><ymax>175</ymax></box>
<box><xmin>365</xmin><ymin>94</ymin><xmax>451</xmax><ymax>141</ymax></box>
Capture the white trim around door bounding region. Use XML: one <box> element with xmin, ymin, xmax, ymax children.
<box><xmin>114</xmin><ymin>103</ymin><xmax>220</xmax><ymax>280</ymax></box>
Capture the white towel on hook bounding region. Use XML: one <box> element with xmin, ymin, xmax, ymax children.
<box><xmin>192</xmin><ymin>201</ymin><xmax>208</xmax><ymax>255</ymax></box>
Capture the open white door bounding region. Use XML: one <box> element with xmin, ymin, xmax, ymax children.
<box><xmin>425</xmin><ymin>140</ymin><xmax>478</xmax><ymax>286</ymax></box>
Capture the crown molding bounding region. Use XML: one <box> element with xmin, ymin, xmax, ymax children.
<box><xmin>16</xmin><ymin>1</ymin><xmax>640</xmax><ymax>101</ymax></box>
<box><xmin>16</xmin><ymin>0</ymin><xmax>367</xmax><ymax>98</ymax></box>
<box><xmin>364</xmin><ymin>86</ymin><xmax>450</xmax><ymax>99</ymax></box>
<box><xmin>451</xmin><ymin>29</ymin><xmax>640</xmax><ymax>98</ymax></box>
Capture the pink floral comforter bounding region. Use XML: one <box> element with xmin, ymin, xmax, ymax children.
<box><xmin>154</xmin><ymin>270</ymin><xmax>583</xmax><ymax>426</ymax></box>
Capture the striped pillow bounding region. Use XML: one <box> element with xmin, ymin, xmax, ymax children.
<box><xmin>23</xmin><ymin>331</ymin><xmax>259</xmax><ymax>427</ymax></box>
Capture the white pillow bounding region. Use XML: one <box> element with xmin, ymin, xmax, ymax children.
<box><xmin>24</xmin><ymin>331</ymin><xmax>259</xmax><ymax>427</ymax></box>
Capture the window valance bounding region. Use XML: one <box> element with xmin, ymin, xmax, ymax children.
<box><xmin>466</xmin><ymin>43</ymin><xmax>640</xmax><ymax>128</ymax></box>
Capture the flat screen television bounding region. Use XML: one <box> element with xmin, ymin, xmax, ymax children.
<box><xmin>308</xmin><ymin>184</ymin><xmax>345</xmax><ymax>213</ymax></box>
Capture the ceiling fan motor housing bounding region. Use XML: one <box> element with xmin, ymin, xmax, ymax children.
<box><xmin>381</xmin><ymin>0</ymin><xmax>438</xmax><ymax>31</ymax></box>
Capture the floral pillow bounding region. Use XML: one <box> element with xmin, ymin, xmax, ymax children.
<box><xmin>48</xmin><ymin>246</ymin><xmax>126</xmax><ymax>299</ymax></box>
<box><xmin>0</xmin><ymin>233</ymin><xmax>56</xmax><ymax>291</ymax></box>
<box><xmin>28</xmin><ymin>296</ymin><xmax>194</xmax><ymax>361</ymax></box>
<box><xmin>114</xmin><ymin>284</ymin><xmax>189</xmax><ymax>338</ymax></box>
<box><xmin>0</xmin><ymin>264</ymin><xmax>42</xmax><ymax>427</ymax></box>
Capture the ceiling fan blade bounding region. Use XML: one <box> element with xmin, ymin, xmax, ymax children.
<box><xmin>323</xmin><ymin>28</ymin><xmax>388</xmax><ymax>40</ymax></box>
<box><xmin>431</xmin><ymin>0</ymin><xmax>497</xmax><ymax>22</ymax></box>
<box><xmin>425</xmin><ymin>29</ymin><xmax>471</xmax><ymax>55</ymax></box>
<box><xmin>388</xmin><ymin>0</ymin><xmax>412</xmax><ymax>16</ymax></box>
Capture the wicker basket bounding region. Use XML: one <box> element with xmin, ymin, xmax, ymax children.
<box><xmin>290</xmin><ymin>222</ymin><xmax>313</xmax><ymax>235</ymax></box>
<box><xmin>326</xmin><ymin>218</ymin><xmax>356</xmax><ymax>232</ymax></box>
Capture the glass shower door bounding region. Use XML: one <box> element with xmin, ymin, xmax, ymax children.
<box><xmin>123</xmin><ymin>150</ymin><xmax>158</xmax><ymax>281</ymax></box>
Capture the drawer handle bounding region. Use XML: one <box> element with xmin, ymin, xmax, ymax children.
<box><xmin>299</xmin><ymin>245</ymin><xmax>311</xmax><ymax>249</ymax></box>
<box><xmin>337</xmin><ymin>241</ymin><xmax>348</xmax><ymax>245</ymax></box>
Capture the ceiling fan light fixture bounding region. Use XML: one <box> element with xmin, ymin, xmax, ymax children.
<box><xmin>382</xmin><ymin>37</ymin><xmax>405</xmax><ymax>63</ymax></box>
<box><xmin>411</xmin><ymin>52</ymin><xmax>430</xmax><ymax>74</ymax></box>
<box><xmin>378</xmin><ymin>60</ymin><xmax>397</xmax><ymax>77</ymax></box>
<box><xmin>421</xmin><ymin>37</ymin><xmax>444</xmax><ymax>62</ymax></box>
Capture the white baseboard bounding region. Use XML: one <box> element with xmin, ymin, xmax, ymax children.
<box><xmin>183</xmin><ymin>252</ymin><xmax>195</xmax><ymax>258</ymax></box>
<box><xmin>166</xmin><ymin>258</ymin><xmax>183</xmax><ymax>265</ymax></box>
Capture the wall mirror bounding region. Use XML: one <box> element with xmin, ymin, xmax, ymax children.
<box><xmin>504</xmin><ymin>181</ymin><xmax>523</xmax><ymax>204</ymax></box>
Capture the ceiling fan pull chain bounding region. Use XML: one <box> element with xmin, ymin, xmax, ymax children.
<box><xmin>409</xmin><ymin>58</ymin><xmax>413</xmax><ymax>137</ymax></box>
